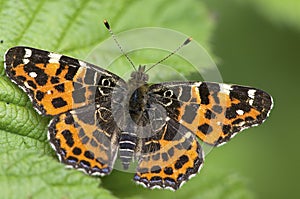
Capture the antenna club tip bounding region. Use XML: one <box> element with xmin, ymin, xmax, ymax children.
<box><xmin>103</xmin><ymin>19</ymin><xmax>110</xmax><ymax>30</ymax></box>
<box><xmin>184</xmin><ymin>37</ymin><xmax>193</xmax><ymax>45</ymax></box>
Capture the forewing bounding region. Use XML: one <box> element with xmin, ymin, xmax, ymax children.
<box><xmin>148</xmin><ymin>82</ymin><xmax>273</xmax><ymax>146</ymax></box>
<box><xmin>5</xmin><ymin>46</ymin><xmax>125</xmax><ymax>116</ymax></box>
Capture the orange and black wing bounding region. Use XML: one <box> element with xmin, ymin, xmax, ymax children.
<box><xmin>149</xmin><ymin>82</ymin><xmax>273</xmax><ymax>146</ymax></box>
<box><xmin>5</xmin><ymin>46</ymin><xmax>125</xmax><ymax>116</ymax></box>
<box><xmin>134</xmin><ymin>118</ymin><xmax>204</xmax><ymax>190</ymax></box>
<box><xmin>5</xmin><ymin>46</ymin><xmax>126</xmax><ymax>175</ymax></box>
<box><xmin>48</xmin><ymin>104</ymin><xmax>120</xmax><ymax>175</ymax></box>
<box><xmin>133</xmin><ymin>81</ymin><xmax>273</xmax><ymax>190</ymax></box>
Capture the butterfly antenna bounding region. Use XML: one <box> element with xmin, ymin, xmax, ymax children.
<box><xmin>145</xmin><ymin>37</ymin><xmax>192</xmax><ymax>73</ymax></box>
<box><xmin>103</xmin><ymin>20</ymin><xmax>137</xmax><ymax>71</ymax></box>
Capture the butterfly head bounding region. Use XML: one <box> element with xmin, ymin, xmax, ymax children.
<box><xmin>129</xmin><ymin>65</ymin><xmax>149</xmax><ymax>85</ymax></box>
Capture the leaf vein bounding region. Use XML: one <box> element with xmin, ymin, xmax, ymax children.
<box><xmin>14</xmin><ymin>0</ymin><xmax>47</xmax><ymax>44</ymax></box>
<box><xmin>54</xmin><ymin>0</ymin><xmax>92</xmax><ymax>49</ymax></box>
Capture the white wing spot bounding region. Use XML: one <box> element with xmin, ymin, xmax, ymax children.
<box><xmin>249</xmin><ymin>99</ymin><xmax>254</xmax><ymax>106</ymax></box>
<box><xmin>29</xmin><ymin>72</ymin><xmax>37</xmax><ymax>78</ymax></box>
<box><xmin>23</xmin><ymin>59</ymin><xmax>30</xmax><ymax>64</ymax></box>
<box><xmin>49</xmin><ymin>53</ymin><xmax>62</xmax><ymax>63</ymax></box>
<box><xmin>220</xmin><ymin>84</ymin><xmax>232</xmax><ymax>95</ymax></box>
<box><xmin>236</xmin><ymin>109</ymin><xmax>244</xmax><ymax>115</ymax></box>
<box><xmin>24</xmin><ymin>49</ymin><xmax>32</xmax><ymax>58</ymax></box>
<box><xmin>248</xmin><ymin>89</ymin><xmax>256</xmax><ymax>99</ymax></box>
<box><xmin>22</xmin><ymin>49</ymin><xmax>32</xmax><ymax>65</ymax></box>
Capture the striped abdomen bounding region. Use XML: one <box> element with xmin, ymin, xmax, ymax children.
<box><xmin>119</xmin><ymin>131</ymin><xmax>138</xmax><ymax>169</ymax></box>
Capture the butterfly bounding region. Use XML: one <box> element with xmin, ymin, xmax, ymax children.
<box><xmin>4</xmin><ymin>22</ymin><xmax>273</xmax><ymax>191</ymax></box>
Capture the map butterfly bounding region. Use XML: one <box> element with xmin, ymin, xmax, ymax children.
<box><xmin>4</xmin><ymin>21</ymin><xmax>273</xmax><ymax>190</ymax></box>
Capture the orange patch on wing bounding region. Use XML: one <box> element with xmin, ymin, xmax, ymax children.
<box><xmin>11</xmin><ymin>63</ymin><xmax>97</xmax><ymax>115</ymax></box>
<box><xmin>54</xmin><ymin>113</ymin><xmax>111</xmax><ymax>170</ymax></box>
<box><xmin>176</xmin><ymin>87</ymin><xmax>262</xmax><ymax>145</ymax></box>
<box><xmin>137</xmin><ymin>132</ymin><xmax>201</xmax><ymax>188</ymax></box>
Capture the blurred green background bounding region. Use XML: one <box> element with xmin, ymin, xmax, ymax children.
<box><xmin>0</xmin><ymin>0</ymin><xmax>299</xmax><ymax>198</ymax></box>
<box><xmin>202</xmin><ymin>1</ymin><xmax>300</xmax><ymax>199</ymax></box>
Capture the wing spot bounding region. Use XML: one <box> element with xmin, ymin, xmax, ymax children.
<box><xmin>23</xmin><ymin>59</ymin><xmax>29</xmax><ymax>64</ymax></box>
<box><xmin>49</xmin><ymin>53</ymin><xmax>62</xmax><ymax>63</ymax></box>
<box><xmin>65</xmin><ymin>113</ymin><xmax>74</xmax><ymax>124</ymax></box>
<box><xmin>101</xmin><ymin>78</ymin><xmax>111</xmax><ymax>86</ymax></box>
<box><xmin>198</xmin><ymin>123</ymin><xmax>213</xmax><ymax>135</ymax></box>
<box><xmin>161</xmin><ymin>152</ymin><xmax>169</xmax><ymax>162</ymax></box>
<box><xmin>54</xmin><ymin>83</ymin><xmax>65</xmax><ymax>92</ymax></box>
<box><xmin>236</xmin><ymin>109</ymin><xmax>244</xmax><ymax>115</ymax></box>
<box><xmin>212</xmin><ymin>105</ymin><xmax>223</xmax><ymax>114</ymax></box>
<box><xmin>174</xmin><ymin>155</ymin><xmax>189</xmax><ymax>169</ymax></box>
<box><xmin>81</xmin><ymin>136</ymin><xmax>90</xmax><ymax>145</ymax></box>
<box><xmin>61</xmin><ymin>130</ymin><xmax>74</xmax><ymax>147</ymax></box>
<box><xmin>167</xmin><ymin>147</ymin><xmax>174</xmax><ymax>157</ymax></box>
<box><xmin>164</xmin><ymin>167</ymin><xmax>173</xmax><ymax>175</ymax></box>
<box><xmin>50</xmin><ymin>76</ymin><xmax>60</xmax><ymax>84</ymax></box>
<box><xmin>72</xmin><ymin>147</ymin><xmax>82</xmax><ymax>155</ymax></box>
<box><xmin>163</xmin><ymin>89</ymin><xmax>173</xmax><ymax>97</ymax></box>
<box><xmin>138</xmin><ymin>167</ymin><xmax>149</xmax><ymax>174</ymax></box>
<box><xmin>220</xmin><ymin>84</ymin><xmax>232</xmax><ymax>95</ymax></box>
<box><xmin>233</xmin><ymin>118</ymin><xmax>244</xmax><ymax>125</ymax></box>
<box><xmin>84</xmin><ymin>150</ymin><xmax>95</xmax><ymax>160</ymax></box>
<box><xmin>24</xmin><ymin>48</ymin><xmax>32</xmax><ymax>58</ymax></box>
<box><xmin>248</xmin><ymin>89</ymin><xmax>256</xmax><ymax>98</ymax></box>
<box><xmin>151</xmin><ymin>165</ymin><xmax>162</xmax><ymax>173</ymax></box>
<box><xmin>16</xmin><ymin>75</ymin><xmax>26</xmax><ymax>81</ymax></box>
<box><xmin>205</xmin><ymin>109</ymin><xmax>216</xmax><ymax>119</ymax></box>
<box><xmin>222</xmin><ymin>124</ymin><xmax>231</xmax><ymax>135</ymax></box>
<box><xmin>29</xmin><ymin>72</ymin><xmax>37</xmax><ymax>78</ymax></box>
<box><xmin>199</xmin><ymin>83</ymin><xmax>210</xmax><ymax>105</ymax></box>
<box><xmin>152</xmin><ymin>153</ymin><xmax>160</xmax><ymax>161</ymax></box>
<box><xmin>36</xmin><ymin>91</ymin><xmax>45</xmax><ymax>101</ymax></box>
<box><xmin>52</xmin><ymin>97</ymin><xmax>67</xmax><ymax>108</ymax></box>
<box><xmin>245</xmin><ymin>116</ymin><xmax>255</xmax><ymax>122</ymax></box>
<box><xmin>249</xmin><ymin>99</ymin><xmax>254</xmax><ymax>106</ymax></box>
<box><xmin>90</xmin><ymin>138</ymin><xmax>98</xmax><ymax>147</ymax></box>
<box><xmin>181</xmin><ymin>104</ymin><xmax>199</xmax><ymax>124</ymax></box>
<box><xmin>27</xmin><ymin>80</ymin><xmax>37</xmax><ymax>89</ymax></box>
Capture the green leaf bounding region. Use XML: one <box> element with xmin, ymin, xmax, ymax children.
<box><xmin>0</xmin><ymin>0</ymin><xmax>254</xmax><ymax>198</ymax></box>
<box><xmin>0</xmin><ymin>149</ymin><xmax>117</xmax><ymax>199</ymax></box>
